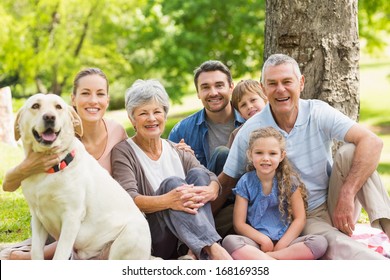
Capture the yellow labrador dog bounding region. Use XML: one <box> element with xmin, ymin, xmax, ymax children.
<box><xmin>14</xmin><ymin>93</ymin><xmax>151</xmax><ymax>260</ymax></box>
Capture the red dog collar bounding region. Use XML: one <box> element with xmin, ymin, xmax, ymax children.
<box><xmin>46</xmin><ymin>150</ymin><xmax>76</xmax><ymax>174</ymax></box>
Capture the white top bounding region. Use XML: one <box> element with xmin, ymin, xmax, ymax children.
<box><xmin>127</xmin><ymin>138</ymin><xmax>185</xmax><ymax>191</ymax></box>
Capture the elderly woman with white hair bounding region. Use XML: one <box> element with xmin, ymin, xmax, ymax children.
<box><xmin>111</xmin><ymin>79</ymin><xmax>232</xmax><ymax>260</ymax></box>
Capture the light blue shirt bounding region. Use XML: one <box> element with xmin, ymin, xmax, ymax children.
<box><xmin>224</xmin><ymin>99</ymin><xmax>355</xmax><ymax>211</ymax></box>
<box><xmin>234</xmin><ymin>172</ymin><xmax>293</xmax><ymax>240</ymax></box>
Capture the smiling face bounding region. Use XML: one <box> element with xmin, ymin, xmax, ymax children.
<box><xmin>131</xmin><ymin>100</ymin><xmax>166</xmax><ymax>141</ymax></box>
<box><xmin>247</xmin><ymin>136</ymin><xmax>285</xmax><ymax>179</ymax></box>
<box><xmin>196</xmin><ymin>70</ymin><xmax>233</xmax><ymax>113</ymax></box>
<box><xmin>71</xmin><ymin>74</ymin><xmax>109</xmax><ymax>124</ymax></box>
<box><xmin>237</xmin><ymin>91</ymin><xmax>267</xmax><ymax>120</ymax></box>
<box><xmin>261</xmin><ymin>63</ymin><xmax>304</xmax><ymax>120</ymax></box>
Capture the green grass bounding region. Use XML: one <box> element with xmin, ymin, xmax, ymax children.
<box><xmin>359</xmin><ymin>62</ymin><xmax>390</xmax><ymax>191</ymax></box>
<box><xmin>0</xmin><ymin>143</ymin><xmax>31</xmax><ymax>243</ymax></box>
<box><xmin>1</xmin><ymin>62</ymin><xmax>389</xmax><ymax>245</ymax></box>
<box><xmin>357</xmin><ymin>61</ymin><xmax>390</xmax><ymax>223</ymax></box>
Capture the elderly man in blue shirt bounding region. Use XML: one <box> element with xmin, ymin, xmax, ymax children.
<box><xmin>218</xmin><ymin>54</ymin><xmax>390</xmax><ymax>259</ymax></box>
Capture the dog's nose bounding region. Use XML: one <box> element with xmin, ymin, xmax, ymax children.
<box><xmin>43</xmin><ymin>113</ymin><xmax>56</xmax><ymax>126</ymax></box>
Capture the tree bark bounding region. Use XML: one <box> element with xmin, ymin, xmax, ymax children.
<box><xmin>264</xmin><ymin>0</ymin><xmax>360</xmax><ymax>121</ymax></box>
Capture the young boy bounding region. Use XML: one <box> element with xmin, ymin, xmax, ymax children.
<box><xmin>227</xmin><ymin>79</ymin><xmax>267</xmax><ymax>148</ymax></box>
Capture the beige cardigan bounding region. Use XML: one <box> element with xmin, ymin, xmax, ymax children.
<box><xmin>111</xmin><ymin>139</ymin><xmax>220</xmax><ymax>200</ymax></box>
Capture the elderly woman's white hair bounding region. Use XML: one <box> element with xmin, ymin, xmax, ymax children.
<box><xmin>125</xmin><ymin>79</ymin><xmax>170</xmax><ymax>121</ymax></box>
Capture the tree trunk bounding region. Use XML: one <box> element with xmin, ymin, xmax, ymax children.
<box><xmin>264</xmin><ymin>0</ymin><xmax>360</xmax><ymax>121</ymax></box>
<box><xmin>0</xmin><ymin>87</ymin><xmax>16</xmax><ymax>146</ymax></box>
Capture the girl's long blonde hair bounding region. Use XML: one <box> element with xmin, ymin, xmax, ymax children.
<box><xmin>246</xmin><ymin>127</ymin><xmax>308</xmax><ymax>223</ymax></box>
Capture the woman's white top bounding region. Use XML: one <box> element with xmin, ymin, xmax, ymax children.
<box><xmin>127</xmin><ymin>138</ymin><xmax>185</xmax><ymax>191</ymax></box>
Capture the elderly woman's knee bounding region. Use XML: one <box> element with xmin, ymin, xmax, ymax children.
<box><xmin>187</xmin><ymin>167</ymin><xmax>205</xmax><ymax>176</ymax></box>
<box><xmin>158</xmin><ymin>168</ymin><xmax>211</xmax><ymax>194</ymax></box>
<box><xmin>186</xmin><ymin>167</ymin><xmax>210</xmax><ymax>186</ymax></box>
<box><xmin>158</xmin><ymin>176</ymin><xmax>185</xmax><ymax>194</ymax></box>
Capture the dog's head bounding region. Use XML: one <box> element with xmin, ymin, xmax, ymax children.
<box><xmin>15</xmin><ymin>93</ymin><xmax>83</xmax><ymax>153</ymax></box>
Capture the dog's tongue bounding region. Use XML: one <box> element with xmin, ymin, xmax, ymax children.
<box><xmin>42</xmin><ymin>131</ymin><xmax>57</xmax><ymax>142</ymax></box>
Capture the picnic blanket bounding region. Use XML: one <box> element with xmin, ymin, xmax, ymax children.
<box><xmin>352</xmin><ymin>223</ymin><xmax>390</xmax><ymax>258</ymax></box>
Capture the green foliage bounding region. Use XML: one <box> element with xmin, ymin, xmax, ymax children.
<box><xmin>1</xmin><ymin>0</ymin><xmax>389</xmax><ymax>102</ymax></box>
<box><xmin>358</xmin><ymin>0</ymin><xmax>390</xmax><ymax>55</ymax></box>
<box><xmin>12</xmin><ymin>98</ymin><xmax>27</xmax><ymax>113</ymax></box>
<box><xmin>0</xmin><ymin>0</ymin><xmax>266</xmax><ymax>102</ymax></box>
<box><xmin>0</xmin><ymin>0</ymin><xmax>145</xmax><ymax>97</ymax></box>
<box><xmin>144</xmin><ymin>0</ymin><xmax>266</xmax><ymax>101</ymax></box>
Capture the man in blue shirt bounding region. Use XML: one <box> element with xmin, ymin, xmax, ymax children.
<box><xmin>218</xmin><ymin>54</ymin><xmax>390</xmax><ymax>259</ymax></box>
<box><xmin>169</xmin><ymin>60</ymin><xmax>245</xmax><ymax>176</ymax></box>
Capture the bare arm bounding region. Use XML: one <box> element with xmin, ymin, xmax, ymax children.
<box><xmin>332</xmin><ymin>124</ymin><xmax>383</xmax><ymax>234</ymax></box>
<box><xmin>2</xmin><ymin>152</ymin><xmax>60</xmax><ymax>192</ymax></box>
<box><xmin>211</xmin><ymin>172</ymin><xmax>238</xmax><ymax>214</ymax></box>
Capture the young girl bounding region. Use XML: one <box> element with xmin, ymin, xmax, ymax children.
<box><xmin>222</xmin><ymin>127</ymin><xmax>328</xmax><ymax>259</ymax></box>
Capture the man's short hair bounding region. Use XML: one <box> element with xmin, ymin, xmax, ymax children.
<box><xmin>193</xmin><ymin>60</ymin><xmax>232</xmax><ymax>92</ymax></box>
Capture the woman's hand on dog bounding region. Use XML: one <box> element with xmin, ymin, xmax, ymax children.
<box><xmin>2</xmin><ymin>151</ymin><xmax>61</xmax><ymax>192</ymax></box>
<box><xmin>21</xmin><ymin>151</ymin><xmax>61</xmax><ymax>175</ymax></box>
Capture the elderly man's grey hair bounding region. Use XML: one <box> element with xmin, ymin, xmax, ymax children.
<box><xmin>260</xmin><ymin>54</ymin><xmax>302</xmax><ymax>84</ymax></box>
<box><xmin>125</xmin><ymin>79</ymin><xmax>170</xmax><ymax>121</ymax></box>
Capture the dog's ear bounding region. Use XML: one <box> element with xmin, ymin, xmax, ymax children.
<box><xmin>68</xmin><ymin>105</ymin><xmax>83</xmax><ymax>138</ymax></box>
<box><xmin>14</xmin><ymin>107</ymin><xmax>24</xmax><ymax>141</ymax></box>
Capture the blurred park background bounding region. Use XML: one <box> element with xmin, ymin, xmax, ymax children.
<box><xmin>0</xmin><ymin>0</ymin><xmax>390</xmax><ymax>243</ymax></box>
